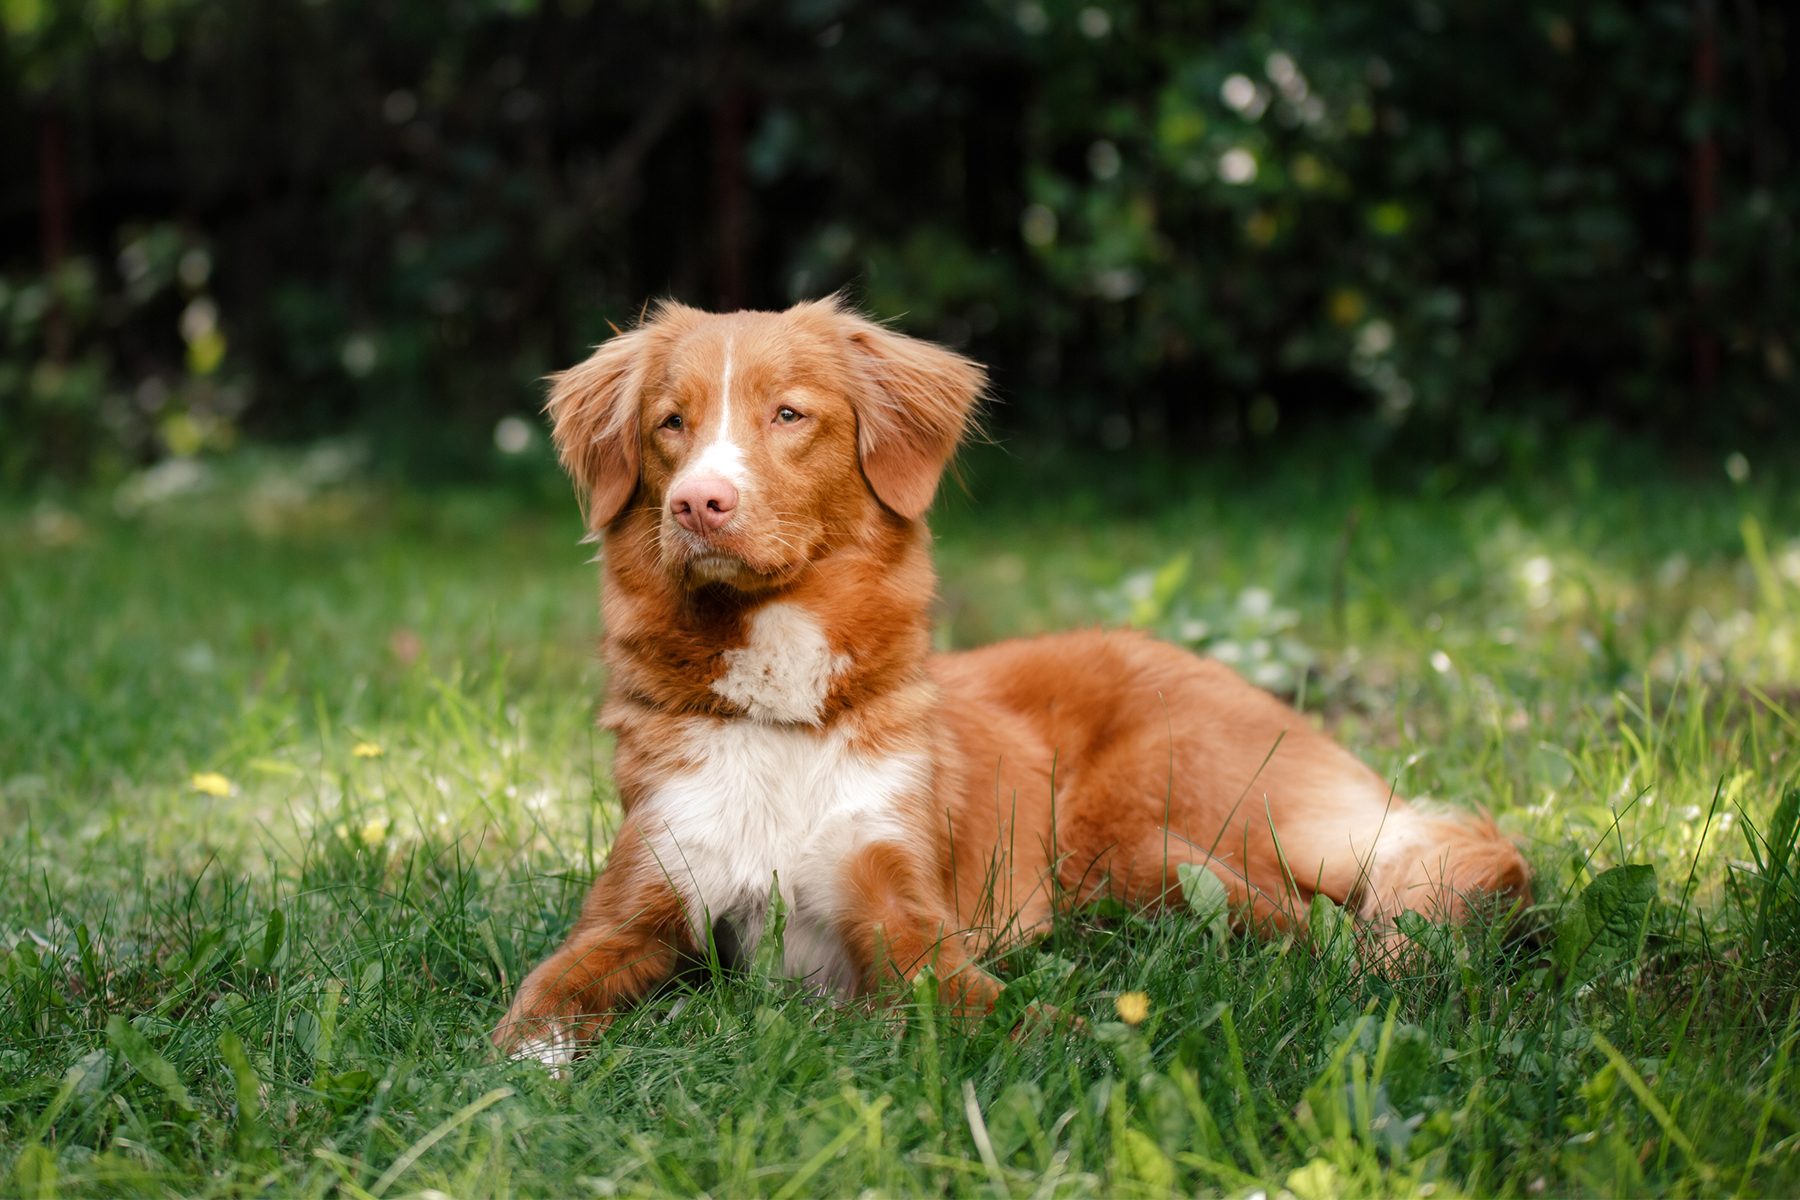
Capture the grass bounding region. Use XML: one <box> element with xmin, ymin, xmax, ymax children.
<box><xmin>3</xmin><ymin>438</ymin><xmax>1799</xmax><ymax>1197</ymax></box>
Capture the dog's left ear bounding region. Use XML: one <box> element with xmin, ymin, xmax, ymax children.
<box><xmin>825</xmin><ymin>305</ymin><xmax>986</xmax><ymax>519</ymax></box>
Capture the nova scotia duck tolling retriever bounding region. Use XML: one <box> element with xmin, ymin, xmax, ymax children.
<box><xmin>492</xmin><ymin>297</ymin><xmax>1531</xmax><ymax>1067</ymax></box>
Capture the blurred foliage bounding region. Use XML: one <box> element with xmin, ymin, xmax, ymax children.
<box><xmin>1097</xmin><ymin>553</ymin><xmax>1318</xmax><ymax>694</ymax></box>
<box><xmin>1</xmin><ymin>0</ymin><xmax>1795</xmax><ymax>488</ymax></box>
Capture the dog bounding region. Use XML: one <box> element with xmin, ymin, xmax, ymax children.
<box><xmin>491</xmin><ymin>297</ymin><xmax>1531</xmax><ymax>1067</ymax></box>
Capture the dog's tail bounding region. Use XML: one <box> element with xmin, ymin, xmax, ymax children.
<box><xmin>1354</xmin><ymin>806</ymin><xmax>1532</xmax><ymax>924</ymax></box>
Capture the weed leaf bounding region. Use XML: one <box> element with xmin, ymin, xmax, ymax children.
<box><xmin>1116</xmin><ymin>1125</ymin><xmax>1178</xmax><ymax>1191</ymax></box>
<box><xmin>1177</xmin><ymin>862</ymin><xmax>1230</xmax><ymax>932</ymax></box>
<box><xmin>1555</xmin><ymin>864</ymin><xmax>1657</xmax><ymax>985</ymax></box>
<box><xmin>259</xmin><ymin>907</ymin><xmax>285</xmax><ymax>971</ymax></box>
<box><xmin>217</xmin><ymin>1030</ymin><xmax>274</xmax><ymax>1162</ymax></box>
<box><xmin>11</xmin><ymin>1144</ymin><xmax>56</xmax><ymax>1200</ymax></box>
<box><xmin>105</xmin><ymin>1014</ymin><xmax>194</xmax><ymax>1112</ymax></box>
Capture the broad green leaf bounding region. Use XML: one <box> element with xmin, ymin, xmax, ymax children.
<box><xmin>217</xmin><ymin>1031</ymin><xmax>273</xmax><ymax>1161</ymax></box>
<box><xmin>11</xmin><ymin>1144</ymin><xmax>55</xmax><ymax>1200</ymax></box>
<box><xmin>106</xmin><ymin>1014</ymin><xmax>194</xmax><ymax>1112</ymax></box>
<box><xmin>1555</xmin><ymin>864</ymin><xmax>1657</xmax><ymax>984</ymax></box>
<box><xmin>1176</xmin><ymin>861</ymin><xmax>1231</xmax><ymax>943</ymax></box>
<box><xmin>1287</xmin><ymin>1157</ymin><xmax>1342</xmax><ymax>1200</ymax></box>
<box><xmin>244</xmin><ymin>907</ymin><xmax>284</xmax><ymax>972</ymax></box>
<box><xmin>216</xmin><ymin>1031</ymin><xmax>260</xmax><ymax>1120</ymax></box>
<box><xmin>1115</xmin><ymin>1126</ymin><xmax>1177</xmax><ymax>1191</ymax></box>
<box><xmin>1308</xmin><ymin>893</ymin><xmax>1354</xmax><ymax>965</ymax></box>
<box><xmin>985</xmin><ymin>1080</ymin><xmax>1046</xmax><ymax>1161</ymax></box>
<box><xmin>319</xmin><ymin>1068</ymin><xmax>377</xmax><ymax>1113</ymax></box>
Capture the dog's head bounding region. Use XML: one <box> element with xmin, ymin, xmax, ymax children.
<box><xmin>546</xmin><ymin>297</ymin><xmax>984</xmax><ymax>593</ymax></box>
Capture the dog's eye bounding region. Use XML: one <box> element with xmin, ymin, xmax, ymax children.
<box><xmin>775</xmin><ymin>406</ymin><xmax>803</xmax><ymax>425</ymax></box>
<box><xmin>659</xmin><ymin>413</ymin><xmax>684</xmax><ymax>431</ymax></box>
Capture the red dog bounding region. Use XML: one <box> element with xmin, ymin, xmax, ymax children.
<box><xmin>493</xmin><ymin>298</ymin><xmax>1530</xmax><ymax>1066</ymax></box>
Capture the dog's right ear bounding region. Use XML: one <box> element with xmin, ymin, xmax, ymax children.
<box><xmin>546</xmin><ymin>327</ymin><xmax>654</xmax><ymax>529</ymax></box>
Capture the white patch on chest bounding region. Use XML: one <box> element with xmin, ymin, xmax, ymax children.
<box><xmin>638</xmin><ymin>719</ymin><xmax>925</xmax><ymax>995</ymax></box>
<box><xmin>712</xmin><ymin>602</ymin><xmax>850</xmax><ymax>725</ymax></box>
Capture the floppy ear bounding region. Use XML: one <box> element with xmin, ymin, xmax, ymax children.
<box><xmin>834</xmin><ymin>308</ymin><xmax>986</xmax><ymax>519</ymax></box>
<box><xmin>546</xmin><ymin>327</ymin><xmax>653</xmax><ymax>529</ymax></box>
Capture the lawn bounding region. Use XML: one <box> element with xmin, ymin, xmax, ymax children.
<box><xmin>3</xmin><ymin>439</ymin><xmax>1798</xmax><ymax>1197</ymax></box>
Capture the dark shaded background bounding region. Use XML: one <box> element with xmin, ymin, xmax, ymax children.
<box><xmin>2</xmin><ymin>0</ymin><xmax>1794</xmax><ymax>489</ymax></box>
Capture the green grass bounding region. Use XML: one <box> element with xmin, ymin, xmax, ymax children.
<box><xmin>3</xmin><ymin>441</ymin><xmax>1799</xmax><ymax>1197</ymax></box>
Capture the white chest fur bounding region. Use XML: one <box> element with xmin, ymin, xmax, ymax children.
<box><xmin>637</xmin><ymin>718</ymin><xmax>924</xmax><ymax>994</ymax></box>
<box><xmin>710</xmin><ymin>602</ymin><xmax>851</xmax><ymax>725</ymax></box>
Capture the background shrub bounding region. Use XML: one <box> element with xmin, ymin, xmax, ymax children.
<box><xmin>1</xmin><ymin>0</ymin><xmax>1794</xmax><ymax>487</ymax></box>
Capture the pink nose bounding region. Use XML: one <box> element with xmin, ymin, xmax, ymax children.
<box><xmin>669</xmin><ymin>475</ymin><xmax>739</xmax><ymax>533</ymax></box>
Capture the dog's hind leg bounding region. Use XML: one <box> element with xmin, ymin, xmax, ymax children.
<box><xmin>1058</xmin><ymin>755</ymin><xmax>1530</xmax><ymax>939</ymax></box>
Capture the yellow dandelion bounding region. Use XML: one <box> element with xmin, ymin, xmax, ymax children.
<box><xmin>358</xmin><ymin>816</ymin><xmax>390</xmax><ymax>846</ymax></box>
<box><xmin>352</xmin><ymin>741</ymin><xmax>383</xmax><ymax>759</ymax></box>
<box><xmin>190</xmin><ymin>771</ymin><xmax>233</xmax><ymax>797</ymax></box>
<box><xmin>1115</xmin><ymin>991</ymin><xmax>1150</xmax><ymax>1026</ymax></box>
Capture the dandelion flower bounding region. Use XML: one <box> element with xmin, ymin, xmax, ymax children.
<box><xmin>358</xmin><ymin>816</ymin><xmax>390</xmax><ymax>846</ymax></box>
<box><xmin>190</xmin><ymin>772</ymin><xmax>233</xmax><ymax>797</ymax></box>
<box><xmin>352</xmin><ymin>741</ymin><xmax>383</xmax><ymax>759</ymax></box>
<box><xmin>1115</xmin><ymin>991</ymin><xmax>1150</xmax><ymax>1025</ymax></box>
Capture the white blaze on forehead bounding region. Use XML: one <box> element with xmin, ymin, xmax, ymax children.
<box><xmin>712</xmin><ymin>602</ymin><xmax>851</xmax><ymax>725</ymax></box>
<box><xmin>719</xmin><ymin>336</ymin><xmax>733</xmax><ymax>423</ymax></box>
<box><xmin>688</xmin><ymin>437</ymin><xmax>746</xmax><ymax>484</ymax></box>
<box><xmin>674</xmin><ymin>335</ymin><xmax>748</xmax><ymax>489</ymax></box>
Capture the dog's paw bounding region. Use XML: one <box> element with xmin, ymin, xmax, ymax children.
<box><xmin>491</xmin><ymin>1006</ymin><xmax>587</xmax><ymax>1079</ymax></box>
<box><xmin>509</xmin><ymin>1024</ymin><xmax>577</xmax><ymax>1076</ymax></box>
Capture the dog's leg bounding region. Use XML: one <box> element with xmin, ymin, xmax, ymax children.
<box><xmin>836</xmin><ymin>841</ymin><xmax>1003</xmax><ymax>1016</ymax></box>
<box><xmin>491</xmin><ymin>823</ymin><xmax>690</xmax><ymax>1069</ymax></box>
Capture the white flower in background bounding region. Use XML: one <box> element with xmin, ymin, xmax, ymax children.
<box><xmin>179</xmin><ymin>297</ymin><xmax>218</xmax><ymax>342</ymax></box>
<box><xmin>1218</xmin><ymin>147</ymin><xmax>1257</xmax><ymax>184</ymax></box>
<box><xmin>1780</xmin><ymin>540</ymin><xmax>1800</xmax><ymax>585</ymax></box>
<box><xmin>1020</xmin><ymin>203</ymin><xmax>1058</xmax><ymax>247</ymax></box>
<box><xmin>1221</xmin><ymin>74</ymin><xmax>1259</xmax><ymax>114</ymax></box>
<box><xmin>341</xmin><ymin>333</ymin><xmax>379</xmax><ymax>377</ymax></box>
<box><xmin>494</xmin><ymin>415</ymin><xmax>533</xmax><ymax>454</ymax></box>
<box><xmin>1519</xmin><ymin>555</ymin><xmax>1554</xmax><ymax>608</ymax></box>
<box><xmin>1356</xmin><ymin>319</ymin><xmax>1394</xmax><ymax>357</ymax></box>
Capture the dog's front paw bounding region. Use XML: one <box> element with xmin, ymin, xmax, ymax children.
<box><xmin>491</xmin><ymin>987</ymin><xmax>597</xmax><ymax>1078</ymax></box>
<box><xmin>494</xmin><ymin>1018</ymin><xmax>578</xmax><ymax>1075</ymax></box>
